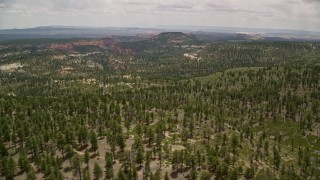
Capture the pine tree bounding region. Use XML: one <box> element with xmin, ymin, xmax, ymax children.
<box><xmin>26</xmin><ymin>167</ymin><xmax>36</xmax><ymax>180</ymax></box>
<box><xmin>84</xmin><ymin>149</ymin><xmax>90</xmax><ymax>168</ymax></box>
<box><xmin>93</xmin><ymin>163</ymin><xmax>103</xmax><ymax>180</ymax></box>
<box><xmin>143</xmin><ymin>152</ymin><xmax>151</xmax><ymax>179</ymax></box>
<box><xmin>199</xmin><ymin>170</ymin><xmax>212</xmax><ymax>180</ymax></box>
<box><xmin>164</xmin><ymin>171</ymin><xmax>169</xmax><ymax>180</ymax></box>
<box><xmin>90</xmin><ymin>130</ymin><xmax>98</xmax><ymax>153</ymax></box>
<box><xmin>1</xmin><ymin>156</ymin><xmax>16</xmax><ymax>180</ymax></box>
<box><xmin>105</xmin><ymin>152</ymin><xmax>113</xmax><ymax>179</ymax></box>
<box><xmin>273</xmin><ymin>146</ymin><xmax>281</xmax><ymax>170</ymax></box>
<box><xmin>0</xmin><ymin>141</ymin><xmax>8</xmax><ymax>158</ymax></box>
<box><xmin>70</xmin><ymin>154</ymin><xmax>82</xmax><ymax>180</ymax></box>
<box><xmin>18</xmin><ymin>150</ymin><xmax>31</xmax><ymax>173</ymax></box>
<box><xmin>82</xmin><ymin>169</ymin><xmax>90</xmax><ymax>180</ymax></box>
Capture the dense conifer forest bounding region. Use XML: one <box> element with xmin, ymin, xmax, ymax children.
<box><xmin>0</xmin><ymin>34</ymin><xmax>320</xmax><ymax>179</ymax></box>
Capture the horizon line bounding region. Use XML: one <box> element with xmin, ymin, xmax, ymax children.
<box><xmin>1</xmin><ymin>25</ymin><xmax>320</xmax><ymax>34</ymax></box>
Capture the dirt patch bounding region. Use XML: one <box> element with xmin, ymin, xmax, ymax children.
<box><xmin>60</xmin><ymin>66</ymin><xmax>73</xmax><ymax>74</ymax></box>
<box><xmin>52</xmin><ymin>55</ymin><xmax>66</xmax><ymax>60</ymax></box>
<box><xmin>82</xmin><ymin>78</ymin><xmax>97</xmax><ymax>84</ymax></box>
<box><xmin>0</xmin><ymin>63</ymin><xmax>24</xmax><ymax>72</ymax></box>
<box><xmin>87</xmin><ymin>62</ymin><xmax>104</xmax><ymax>70</ymax></box>
<box><xmin>184</xmin><ymin>53</ymin><xmax>198</xmax><ymax>60</ymax></box>
<box><xmin>171</xmin><ymin>144</ymin><xmax>185</xmax><ymax>151</ymax></box>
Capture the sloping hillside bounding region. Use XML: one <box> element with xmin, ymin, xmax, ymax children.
<box><xmin>118</xmin><ymin>32</ymin><xmax>202</xmax><ymax>56</ymax></box>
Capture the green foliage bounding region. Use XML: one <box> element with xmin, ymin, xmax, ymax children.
<box><xmin>90</xmin><ymin>130</ymin><xmax>98</xmax><ymax>153</ymax></box>
<box><xmin>273</xmin><ymin>146</ymin><xmax>281</xmax><ymax>170</ymax></box>
<box><xmin>198</xmin><ymin>170</ymin><xmax>212</xmax><ymax>180</ymax></box>
<box><xmin>0</xmin><ymin>141</ymin><xmax>8</xmax><ymax>158</ymax></box>
<box><xmin>84</xmin><ymin>149</ymin><xmax>90</xmax><ymax>167</ymax></box>
<box><xmin>105</xmin><ymin>152</ymin><xmax>113</xmax><ymax>179</ymax></box>
<box><xmin>70</xmin><ymin>154</ymin><xmax>82</xmax><ymax>180</ymax></box>
<box><xmin>93</xmin><ymin>163</ymin><xmax>103</xmax><ymax>180</ymax></box>
<box><xmin>1</xmin><ymin>39</ymin><xmax>320</xmax><ymax>179</ymax></box>
<box><xmin>26</xmin><ymin>168</ymin><xmax>36</xmax><ymax>180</ymax></box>
<box><xmin>18</xmin><ymin>150</ymin><xmax>31</xmax><ymax>173</ymax></box>
<box><xmin>1</xmin><ymin>156</ymin><xmax>15</xmax><ymax>180</ymax></box>
<box><xmin>82</xmin><ymin>169</ymin><xmax>90</xmax><ymax>180</ymax></box>
<box><xmin>244</xmin><ymin>166</ymin><xmax>255</xmax><ymax>180</ymax></box>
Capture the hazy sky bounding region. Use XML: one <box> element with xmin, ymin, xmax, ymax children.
<box><xmin>0</xmin><ymin>0</ymin><xmax>319</xmax><ymax>31</ymax></box>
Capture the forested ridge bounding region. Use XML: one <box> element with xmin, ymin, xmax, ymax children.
<box><xmin>0</xmin><ymin>37</ymin><xmax>320</xmax><ymax>179</ymax></box>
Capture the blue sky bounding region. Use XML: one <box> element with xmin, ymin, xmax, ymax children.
<box><xmin>0</xmin><ymin>0</ymin><xmax>319</xmax><ymax>31</ymax></box>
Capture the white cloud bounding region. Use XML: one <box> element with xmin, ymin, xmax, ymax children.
<box><xmin>0</xmin><ymin>0</ymin><xmax>319</xmax><ymax>31</ymax></box>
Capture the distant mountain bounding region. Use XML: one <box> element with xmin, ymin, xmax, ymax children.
<box><xmin>118</xmin><ymin>32</ymin><xmax>201</xmax><ymax>56</ymax></box>
<box><xmin>157</xmin><ymin>25</ymin><xmax>320</xmax><ymax>42</ymax></box>
<box><xmin>1</xmin><ymin>25</ymin><xmax>319</xmax><ymax>42</ymax></box>
<box><xmin>235</xmin><ymin>33</ymin><xmax>264</xmax><ymax>41</ymax></box>
<box><xmin>156</xmin><ymin>25</ymin><xmax>320</xmax><ymax>35</ymax></box>
<box><xmin>148</xmin><ymin>32</ymin><xmax>200</xmax><ymax>45</ymax></box>
<box><xmin>194</xmin><ymin>32</ymin><xmax>268</xmax><ymax>42</ymax></box>
<box><xmin>0</xmin><ymin>26</ymin><xmax>164</xmax><ymax>41</ymax></box>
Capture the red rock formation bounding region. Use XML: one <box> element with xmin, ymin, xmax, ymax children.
<box><xmin>49</xmin><ymin>43</ymin><xmax>74</xmax><ymax>52</ymax></box>
<box><xmin>48</xmin><ymin>38</ymin><xmax>133</xmax><ymax>55</ymax></box>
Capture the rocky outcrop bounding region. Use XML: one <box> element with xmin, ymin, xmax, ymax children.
<box><xmin>48</xmin><ymin>38</ymin><xmax>133</xmax><ymax>55</ymax></box>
